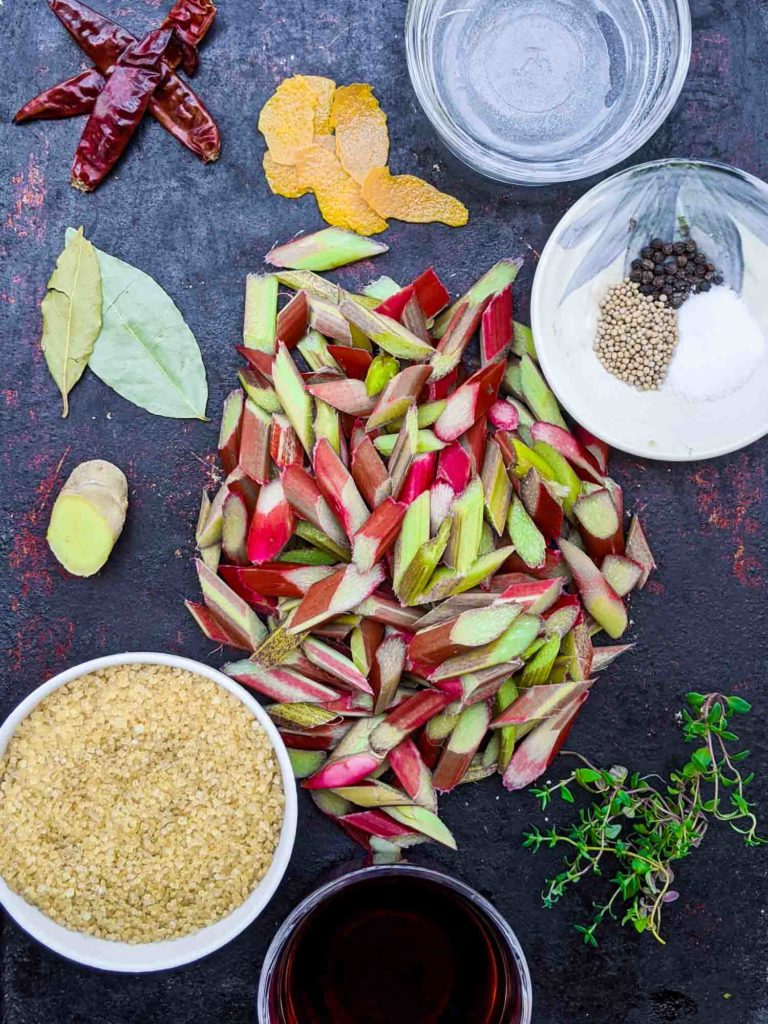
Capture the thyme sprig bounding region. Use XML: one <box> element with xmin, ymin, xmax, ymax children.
<box><xmin>524</xmin><ymin>693</ymin><xmax>764</xmax><ymax>947</ymax></box>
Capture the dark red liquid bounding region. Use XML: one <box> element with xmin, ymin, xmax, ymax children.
<box><xmin>267</xmin><ymin>874</ymin><xmax>523</xmax><ymax>1024</ymax></box>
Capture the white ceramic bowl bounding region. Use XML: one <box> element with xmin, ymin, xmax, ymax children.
<box><xmin>0</xmin><ymin>652</ymin><xmax>298</xmax><ymax>973</ymax></box>
<box><xmin>531</xmin><ymin>159</ymin><xmax>768</xmax><ymax>460</ymax></box>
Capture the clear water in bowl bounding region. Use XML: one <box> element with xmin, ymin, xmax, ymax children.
<box><xmin>433</xmin><ymin>0</ymin><xmax>655</xmax><ymax>161</ymax></box>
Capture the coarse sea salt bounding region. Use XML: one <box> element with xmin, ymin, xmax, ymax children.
<box><xmin>664</xmin><ymin>287</ymin><xmax>767</xmax><ymax>401</ymax></box>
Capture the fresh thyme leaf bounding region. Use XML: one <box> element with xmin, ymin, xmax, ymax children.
<box><xmin>523</xmin><ymin>692</ymin><xmax>764</xmax><ymax>946</ymax></box>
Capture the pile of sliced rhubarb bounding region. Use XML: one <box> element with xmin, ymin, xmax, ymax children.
<box><xmin>186</xmin><ymin>227</ymin><xmax>656</xmax><ymax>863</ymax></box>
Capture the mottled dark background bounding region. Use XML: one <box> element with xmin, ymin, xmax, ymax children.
<box><xmin>1</xmin><ymin>0</ymin><xmax>766</xmax><ymax>1021</ymax></box>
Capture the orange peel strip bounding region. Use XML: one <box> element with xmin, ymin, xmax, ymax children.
<box><xmin>361</xmin><ymin>167</ymin><xmax>469</xmax><ymax>227</ymax></box>
<box><xmin>258</xmin><ymin>77</ymin><xmax>317</xmax><ymax>165</ymax></box>
<box><xmin>329</xmin><ymin>84</ymin><xmax>389</xmax><ymax>185</ymax></box>
<box><xmin>298</xmin><ymin>75</ymin><xmax>336</xmax><ymax>135</ymax></box>
<box><xmin>296</xmin><ymin>144</ymin><xmax>388</xmax><ymax>236</ymax></box>
<box><xmin>263</xmin><ymin>151</ymin><xmax>310</xmax><ymax>199</ymax></box>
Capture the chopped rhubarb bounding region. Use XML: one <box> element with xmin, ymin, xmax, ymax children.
<box><xmin>266</xmin><ymin>228</ymin><xmax>388</xmax><ymax>271</ymax></box>
<box><xmin>374</xmin><ymin>267</ymin><xmax>450</xmax><ymax>321</ymax></box>
<box><xmin>479</xmin><ymin>284</ymin><xmax>513</xmax><ymax>366</ymax></box>
<box><xmin>327</xmin><ymin>344</ymin><xmax>374</xmax><ymax>381</ymax></box>
<box><xmin>434</xmin><ymin>361</ymin><xmax>505</xmax><ymax>443</ymax></box>
<box><xmin>247</xmin><ymin>479</ymin><xmax>296</xmax><ymax>564</ymax></box>
<box><xmin>558</xmin><ymin>538</ymin><xmax>628</xmax><ymax>639</ymax></box>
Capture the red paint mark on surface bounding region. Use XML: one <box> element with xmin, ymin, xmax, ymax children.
<box><xmin>5</xmin><ymin>152</ymin><xmax>47</xmax><ymax>242</ymax></box>
<box><xmin>2</xmin><ymin>389</ymin><xmax>19</xmax><ymax>407</ymax></box>
<box><xmin>8</xmin><ymin>449</ymin><xmax>70</xmax><ymax>599</ymax></box>
<box><xmin>9</xmin><ymin>616</ymin><xmax>75</xmax><ymax>678</ymax></box>
<box><xmin>692</xmin><ymin>454</ymin><xmax>765</xmax><ymax>589</ymax></box>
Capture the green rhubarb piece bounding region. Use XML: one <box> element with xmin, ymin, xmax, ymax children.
<box><xmin>511</xmin><ymin>321</ymin><xmax>537</xmax><ymax>362</ymax></box>
<box><xmin>277</xmin><ymin>546</ymin><xmax>337</xmax><ymax>565</ymax></box>
<box><xmin>520</xmin><ymin>634</ymin><xmax>561</xmax><ymax>688</ymax></box>
<box><xmin>399</xmin><ymin>518</ymin><xmax>453</xmax><ymax>605</ymax></box>
<box><xmin>239</xmin><ymin>369</ymin><xmax>282</xmax><ymax>413</ymax></box>
<box><xmin>446</xmin><ymin>477</ymin><xmax>484</xmax><ymax>573</ymax></box>
<box><xmin>601</xmin><ymin>555</ymin><xmax>642</xmax><ymax>597</ymax></box>
<box><xmin>448</xmin><ymin>545</ymin><xmax>515</xmax><ymax>597</ymax></box>
<box><xmin>273</xmin><ymin>269</ymin><xmax>340</xmax><ymax>304</ymax></box>
<box><xmin>365</xmin><ymin>354</ymin><xmax>400</xmax><ymax>396</ymax></box>
<box><xmin>196</xmin><ymin>558</ymin><xmax>267</xmax><ymax>650</ymax></box>
<box><xmin>519</xmin><ymin>354</ymin><xmax>567</xmax><ymax>429</ymax></box>
<box><xmin>267</xmin><ymin>702</ymin><xmax>339</xmax><ymax>729</ymax></box>
<box><xmin>243</xmin><ymin>273</ymin><xmax>278</xmax><ymax>352</ymax></box>
<box><xmin>266</xmin><ymin>228</ymin><xmax>388</xmax><ymax>272</ymax></box>
<box><xmin>502</xmin><ymin>358</ymin><xmax>524</xmax><ymax>399</ymax></box>
<box><xmin>507</xmin><ymin>495</ymin><xmax>546</xmax><ymax>569</ymax></box>
<box><xmin>333</xmin><ymin>781</ymin><xmax>413</xmax><ymax>808</ymax></box>
<box><xmin>314</xmin><ymin>398</ymin><xmax>341</xmax><ymax>453</ymax></box>
<box><xmin>363</xmin><ymin>275</ymin><xmax>401</xmax><ymax>301</ymax></box>
<box><xmin>393</xmin><ymin>491</ymin><xmax>430</xmax><ymax>589</ymax></box>
<box><xmin>273</xmin><ymin>343</ymin><xmax>314</xmax><ymax>454</ymax></box>
<box><xmin>199</xmin><ymin>542</ymin><xmax>221</xmax><ymax>571</ymax></box>
<box><xmin>432</xmin><ymin>614</ymin><xmax>540</xmax><ymax>679</ymax></box>
<box><xmin>295</xmin><ymin>521</ymin><xmax>350</xmax><ymax>561</ymax></box>
<box><xmin>495</xmin><ymin>677</ymin><xmax>519</xmax><ymax>770</ymax></box>
<box><xmin>533</xmin><ymin>440</ymin><xmax>581</xmax><ymax>514</ymax></box>
<box><xmin>433</xmin><ymin>259</ymin><xmax>523</xmax><ymax>339</ymax></box>
<box><xmin>288</xmin><ymin>749</ymin><xmax>327</xmax><ymax>779</ymax></box>
<box><xmin>507</xmin><ymin>437</ymin><xmax>558</xmax><ymax>483</ymax></box>
<box><xmin>427</xmin><ymin>710</ymin><xmax>461</xmax><ymax>741</ymax></box>
<box><xmin>384</xmin><ymin>805</ymin><xmax>457</xmax><ymax>850</ymax></box>
<box><xmin>297</xmin><ymin>330</ymin><xmax>340</xmax><ymax>371</ymax></box>
<box><xmin>481</xmin><ymin>437</ymin><xmax>512</xmax><ymax>535</ymax></box>
<box><xmin>479</xmin><ymin>521</ymin><xmax>495</xmax><ymax>556</ymax></box>
<box><xmin>339</xmin><ymin>297</ymin><xmax>435</xmax><ymax>361</ymax></box>
<box><xmin>373</xmin><ymin>429</ymin><xmax>445</xmax><ymax>457</ymax></box>
<box><xmin>417</xmin><ymin>400</ymin><xmax>447</xmax><ymax>427</ymax></box>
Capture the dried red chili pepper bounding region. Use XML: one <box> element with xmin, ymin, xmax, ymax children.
<box><xmin>14</xmin><ymin>0</ymin><xmax>221</xmax><ymax>166</ymax></box>
<box><xmin>72</xmin><ymin>28</ymin><xmax>174</xmax><ymax>192</ymax></box>
<box><xmin>13</xmin><ymin>68</ymin><xmax>105</xmax><ymax>123</ymax></box>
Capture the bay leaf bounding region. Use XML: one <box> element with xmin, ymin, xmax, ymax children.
<box><xmin>66</xmin><ymin>228</ymin><xmax>208</xmax><ymax>420</ymax></box>
<box><xmin>41</xmin><ymin>227</ymin><xmax>102</xmax><ymax>417</ymax></box>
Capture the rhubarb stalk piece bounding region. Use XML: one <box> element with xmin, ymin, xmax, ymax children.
<box><xmin>369</xmin><ymin>633</ymin><xmax>407</xmax><ymax>714</ymax></box>
<box><xmin>282</xmin><ymin>464</ymin><xmax>349</xmax><ymax>551</ymax></box>
<box><xmin>529</xmin><ymin>422</ymin><xmax>605</xmax><ymax>484</ymax></box>
<box><xmin>367</xmin><ymin>365</ymin><xmax>431</xmax><ymax>431</ymax></box>
<box><xmin>481</xmin><ymin>436</ymin><xmax>513</xmax><ymax>535</ymax></box>
<box><xmin>185</xmin><ymin>600</ymin><xmax>251</xmax><ymax>650</ymax></box>
<box><xmin>195</xmin><ymin>559</ymin><xmax>267</xmax><ymax>651</ymax></box>
<box><xmin>374</xmin><ymin>267</ymin><xmax>450</xmax><ymax>321</ymax></box>
<box><xmin>479</xmin><ymin>284</ymin><xmax>513</xmax><ymax>366</ymax></box>
<box><xmin>339</xmin><ymin>297</ymin><xmax>435</xmax><ymax>361</ymax></box>
<box><xmin>288</xmin><ymin>563</ymin><xmax>386</xmax><ymax>633</ymax></box>
<box><xmin>574</xmin><ymin>488</ymin><xmax>624</xmax><ymax>561</ymax></box>
<box><xmin>388</xmin><ymin>738</ymin><xmax>438</xmax><ymax>811</ymax></box>
<box><xmin>221</xmin><ymin>490</ymin><xmax>249</xmax><ymax>565</ymax></box>
<box><xmin>247</xmin><ymin>479</ymin><xmax>296</xmax><ymax>564</ymax></box>
<box><xmin>352</xmin><ymin>497</ymin><xmax>407</xmax><ymax>572</ymax></box>
<box><xmin>243</xmin><ymin>273</ymin><xmax>278</xmax><ymax>352</ymax></box>
<box><xmin>302</xmin><ymin>636</ymin><xmax>373</xmax><ymax>694</ymax></box>
<box><xmin>218</xmin><ymin>389</ymin><xmax>244</xmax><ymax>475</ymax></box>
<box><xmin>558</xmin><ymin>537</ymin><xmax>628</xmax><ymax>639</ymax></box>
<box><xmin>314</xmin><ymin>436</ymin><xmax>370</xmax><ymax>537</ymax></box>
<box><xmin>239</xmin><ymin>398</ymin><xmax>272</xmax><ymax>483</ymax></box>
<box><xmin>273</xmin><ymin>342</ymin><xmax>315</xmax><ymax>454</ymax></box>
<box><xmin>270</xmin><ymin>413</ymin><xmax>303</xmax><ymax>468</ymax></box>
<box><xmin>434</xmin><ymin>361</ymin><xmax>505</xmax><ymax>443</ymax></box>
<box><xmin>432</xmin><ymin>702</ymin><xmax>492</xmax><ymax>792</ymax></box>
<box><xmin>430</xmin><ymin>613</ymin><xmax>540</xmax><ymax>680</ymax></box>
<box><xmin>502</xmin><ymin>692</ymin><xmax>588</xmax><ymax>791</ymax></box>
<box><xmin>409</xmin><ymin>603</ymin><xmax>522</xmax><ymax>667</ymax></box>
<box><xmin>275</xmin><ymin>290</ymin><xmax>309</xmax><ymax>349</ymax></box>
<box><xmin>266</xmin><ymin>228</ymin><xmax>388</xmax><ymax>271</ymax></box>
<box><xmin>625</xmin><ymin>515</ymin><xmax>656</xmax><ymax>587</ymax></box>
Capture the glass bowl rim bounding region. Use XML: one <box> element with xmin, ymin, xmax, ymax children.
<box><xmin>405</xmin><ymin>0</ymin><xmax>693</xmax><ymax>186</ymax></box>
<box><xmin>256</xmin><ymin>862</ymin><xmax>533</xmax><ymax>1023</ymax></box>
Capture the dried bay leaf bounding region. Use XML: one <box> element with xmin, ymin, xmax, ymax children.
<box><xmin>41</xmin><ymin>227</ymin><xmax>102</xmax><ymax>417</ymax></box>
<box><xmin>66</xmin><ymin>228</ymin><xmax>208</xmax><ymax>420</ymax></box>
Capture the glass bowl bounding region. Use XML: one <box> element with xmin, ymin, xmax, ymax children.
<box><xmin>257</xmin><ymin>864</ymin><xmax>533</xmax><ymax>1023</ymax></box>
<box><xmin>530</xmin><ymin>159</ymin><xmax>768</xmax><ymax>460</ymax></box>
<box><xmin>405</xmin><ymin>0</ymin><xmax>691</xmax><ymax>185</ymax></box>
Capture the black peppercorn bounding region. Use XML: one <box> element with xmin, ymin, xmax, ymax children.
<box><xmin>673</xmin><ymin>242</ymin><xmax>686</xmax><ymax>255</ymax></box>
<box><xmin>652</xmin><ymin>276</ymin><xmax>665</xmax><ymax>288</ymax></box>
<box><xmin>694</xmin><ymin>252</ymin><xmax>706</xmax><ymax>265</ymax></box>
<box><xmin>630</xmin><ymin>270</ymin><xmax>643</xmax><ymax>283</ymax></box>
<box><xmin>662</xmin><ymin>243</ymin><xmax>674</xmax><ymax>255</ymax></box>
<box><xmin>641</xmin><ymin>259</ymin><xmax>655</xmax><ymax>271</ymax></box>
<box><xmin>699</xmin><ymin>281</ymin><xmax>712</xmax><ymax>292</ymax></box>
<box><xmin>695</xmin><ymin>264</ymin><xmax>706</xmax><ymax>277</ymax></box>
<box><xmin>686</xmin><ymin>240</ymin><xmax>697</xmax><ymax>253</ymax></box>
<box><xmin>631</xmin><ymin>259</ymin><xmax>643</xmax><ymax>271</ymax></box>
<box><xmin>663</xmin><ymin>284</ymin><xmax>674</xmax><ymax>295</ymax></box>
<box><xmin>713</xmin><ymin>272</ymin><xmax>724</xmax><ymax>285</ymax></box>
<box><xmin>641</xmin><ymin>247</ymin><xmax>653</xmax><ymax>260</ymax></box>
<box><xmin>670</xmin><ymin>294</ymin><xmax>684</xmax><ymax>308</ymax></box>
<box><xmin>641</xmin><ymin>271</ymin><xmax>654</xmax><ymax>284</ymax></box>
<box><xmin>639</xmin><ymin>284</ymin><xmax>653</xmax><ymax>295</ymax></box>
<box><xmin>677</xmin><ymin>254</ymin><xmax>688</xmax><ymax>267</ymax></box>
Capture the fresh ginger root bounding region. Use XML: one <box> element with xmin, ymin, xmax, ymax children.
<box><xmin>47</xmin><ymin>460</ymin><xmax>128</xmax><ymax>577</ymax></box>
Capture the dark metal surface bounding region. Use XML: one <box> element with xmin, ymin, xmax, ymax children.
<box><xmin>1</xmin><ymin>1</ymin><xmax>766</xmax><ymax>1021</ymax></box>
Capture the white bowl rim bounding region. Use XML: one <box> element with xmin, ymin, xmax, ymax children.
<box><xmin>0</xmin><ymin>651</ymin><xmax>298</xmax><ymax>973</ymax></box>
<box><xmin>531</xmin><ymin>156</ymin><xmax>768</xmax><ymax>461</ymax></box>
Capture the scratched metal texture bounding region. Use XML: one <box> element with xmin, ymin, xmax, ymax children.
<box><xmin>0</xmin><ymin>0</ymin><xmax>766</xmax><ymax>1021</ymax></box>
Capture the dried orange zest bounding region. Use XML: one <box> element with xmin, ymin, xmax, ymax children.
<box><xmin>258</xmin><ymin>77</ymin><xmax>317</xmax><ymax>165</ymax></box>
<box><xmin>330</xmin><ymin>83</ymin><xmax>389</xmax><ymax>185</ymax></box>
<box><xmin>298</xmin><ymin>75</ymin><xmax>336</xmax><ymax>134</ymax></box>
<box><xmin>263</xmin><ymin>151</ymin><xmax>310</xmax><ymax>199</ymax></box>
<box><xmin>362</xmin><ymin>167</ymin><xmax>469</xmax><ymax>227</ymax></box>
<box><xmin>297</xmin><ymin>144</ymin><xmax>388</xmax><ymax>236</ymax></box>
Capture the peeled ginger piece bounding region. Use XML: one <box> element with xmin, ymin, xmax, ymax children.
<box><xmin>362</xmin><ymin>167</ymin><xmax>469</xmax><ymax>227</ymax></box>
<box><xmin>47</xmin><ymin>459</ymin><xmax>128</xmax><ymax>577</ymax></box>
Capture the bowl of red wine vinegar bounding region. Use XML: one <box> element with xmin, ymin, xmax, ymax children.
<box><xmin>257</xmin><ymin>865</ymin><xmax>532</xmax><ymax>1024</ymax></box>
